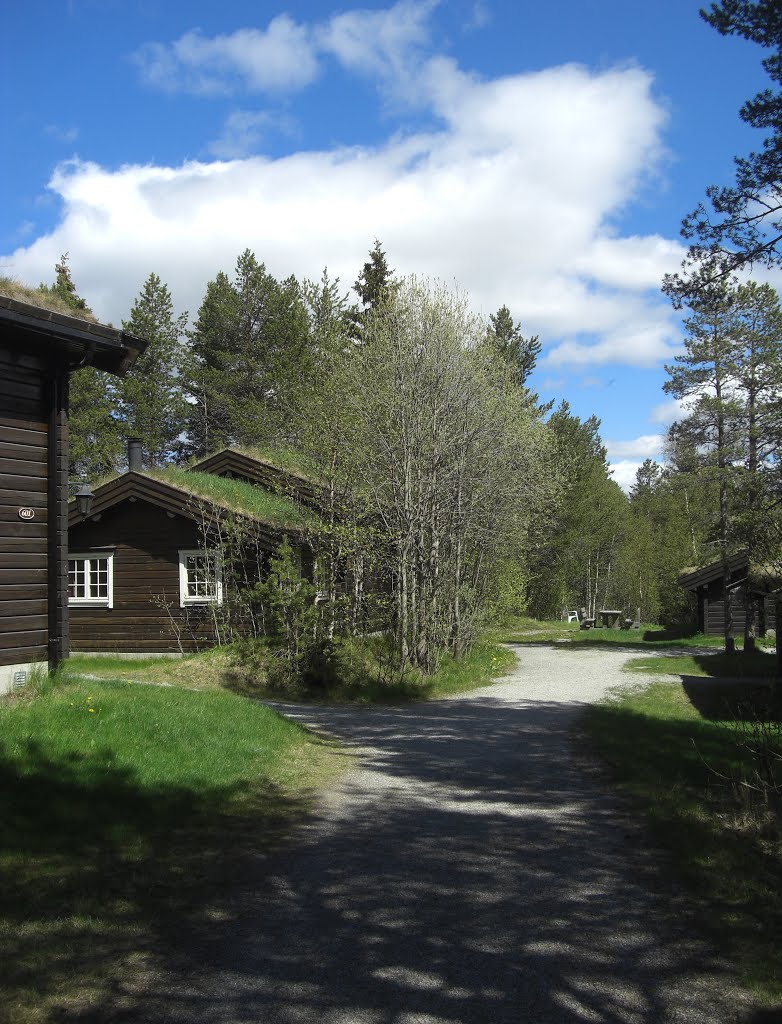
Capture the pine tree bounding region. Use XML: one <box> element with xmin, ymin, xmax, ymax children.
<box><xmin>39</xmin><ymin>253</ymin><xmax>91</xmax><ymax>315</ymax></box>
<box><xmin>185</xmin><ymin>251</ymin><xmax>310</xmax><ymax>456</ymax></box>
<box><xmin>39</xmin><ymin>255</ymin><xmax>122</xmax><ymax>481</ymax></box>
<box><xmin>119</xmin><ymin>273</ymin><xmax>189</xmax><ymax>466</ymax></box>
<box><xmin>350</xmin><ymin>239</ymin><xmax>396</xmax><ymax>343</ymax></box>
<box><xmin>486</xmin><ymin>305</ymin><xmax>541</xmax><ymax>386</ymax></box>
<box><xmin>354</xmin><ymin>238</ymin><xmax>394</xmax><ymax>310</ymax></box>
<box><xmin>664</xmin><ymin>279</ymin><xmax>744</xmax><ymax>650</ymax></box>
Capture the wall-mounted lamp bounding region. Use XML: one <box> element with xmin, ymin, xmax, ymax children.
<box><xmin>75</xmin><ymin>482</ymin><xmax>94</xmax><ymax>518</ymax></box>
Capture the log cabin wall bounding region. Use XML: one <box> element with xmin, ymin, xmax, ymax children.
<box><xmin>699</xmin><ymin>580</ymin><xmax>777</xmax><ymax>636</ymax></box>
<box><xmin>70</xmin><ymin>501</ymin><xmax>220</xmax><ymax>653</ymax></box>
<box><xmin>0</xmin><ymin>343</ymin><xmax>55</xmax><ymax>686</ymax></box>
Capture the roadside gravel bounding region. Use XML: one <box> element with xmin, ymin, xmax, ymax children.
<box><xmin>120</xmin><ymin>643</ymin><xmax>758</xmax><ymax>1024</ymax></box>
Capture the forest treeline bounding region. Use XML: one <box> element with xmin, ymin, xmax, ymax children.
<box><xmin>37</xmin><ymin>241</ymin><xmax>782</xmax><ymax>665</ymax></box>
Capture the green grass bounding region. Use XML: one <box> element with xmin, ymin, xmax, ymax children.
<box><xmin>67</xmin><ymin>636</ymin><xmax>518</xmax><ymax>704</ymax></box>
<box><xmin>66</xmin><ymin>649</ymin><xmax>232</xmax><ymax>690</ymax></box>
<box><xmin>501</xmin><ymin>615</ymin><xmax>728</xmax><ymax>649</ymax></box>
<box><xmin>0</xmin><ymin>676</ymin><xmax>346</xmax><ymax>1024</ymax></box>
<box><xmin>582</xmin><ymin>678</ymin><xmax>782</xmax><ymax>1003</ymax></box>
<box><xmin>147</xmin><ymin>467</ymin><xmax>317</xmax><ymax>527</ymax></box>
<box><xmin>626</xmin><ymin>649</ymin><xmax>779</xmax><ymax>680</ymax></box>
<box><xmin>384</xmin><ymin>639</ymin><xmax>516</xmax><ymax>702</ymax></box>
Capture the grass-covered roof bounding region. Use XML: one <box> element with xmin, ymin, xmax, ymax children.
<box><xmin>146</xmin><ymin>467</ymin><xmax>316</xmax><ymax>529</ymax></box>
<box><xmin>0</xmin><ymin>276</ymin><xmax>99</xmax><ymax>324</ymax></box>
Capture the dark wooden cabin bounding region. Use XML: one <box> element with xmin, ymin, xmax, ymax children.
<box><xmin>68</xmin><ymin>468</ymin><xmax>312</xmax><ymax>653</ymax></box>
<box><xmin>679</xmin><ymin>552</ymin><xmax>779</xmax><ymax>636</ymax></box>
<box><xmin>0</xmin><ymin>294</ymin><xmax>146</xmax><ymax>692</ymax></box>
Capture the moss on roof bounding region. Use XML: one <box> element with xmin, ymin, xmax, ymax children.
<box><xmin>191</xmin><ymin>444</ymin><xmax>320</xmax><ymax>484</ymax></box>
<box><xmin>0</xmin><ymin>276</ymin><xmax>99</xmax><ymax>324</ymax></box>
<box><xmin>146</xmin><ymin>467</ymin><xmax>317</xmax><ymax>529</ymax></box>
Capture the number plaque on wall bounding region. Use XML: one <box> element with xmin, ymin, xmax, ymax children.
<box><xmin>18</xmin><ymin>507</ymin><xmax>35</xmax><ymax>520</ymax></box>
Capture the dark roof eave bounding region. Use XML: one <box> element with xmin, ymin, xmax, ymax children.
<box><xmin>0</xmin><ymin>296</ymin><xmax>148</xmax><ymax>376</ymax></box>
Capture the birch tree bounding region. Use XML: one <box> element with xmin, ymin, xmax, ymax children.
<box><xmin>331</xmin><ymin>277</ymin><xmax>555</xmax><ymax>671</ymax></box>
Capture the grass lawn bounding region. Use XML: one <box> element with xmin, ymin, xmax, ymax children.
<box><xmin>66</xmin><ymin>636</ymin><xmax>517</xmax><ymax>703</ymax></box>
<box><xmin>582</xmin><ymin>677</ymin><xmax>782</xmax><ymax>1003</ymax></box>
<box><xmin>501</xmin><ymin>615</ymin><xmax>729</xmax><ymax>649</ymax></box>
<box><xmin>0</xmin><ymin>675</ymin><xmax>346</xmax><ymax>1024</ymax></box>
<box><xmin>625</xmin><ymin>648</ymin><xmax>778</xmax><ymax>681</ymax></box>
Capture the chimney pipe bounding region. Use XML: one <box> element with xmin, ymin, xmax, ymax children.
<box><xmin>127</xmin><ymin>436</ymin><xmax>143</xmax><ymax>473</ymax></box>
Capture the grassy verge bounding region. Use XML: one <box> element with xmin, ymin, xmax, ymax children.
<box><xmin>582</xmin><ymin>678</ymin><xmax>782</xmax><ymax>1003</ymax></box>
<box><xmin>0</xmin><ymin>675</ymin><xmax>346</xmax><ymax>1024</ymax></box>
<box><xmin>67</xmin><ymin>648</ymin><xmax>235</xmax><ymax>690</ymax></box>
<box><xmin>67</xmin><ymin>636</ymin><xmax>517</xmax><ymax>703</ymax></box>
<box><xmin>625</xmin><ymin>649</ymin><xmax>778</xmax><ymax>680</ymax></box>
<box><xmin>501</xmin><ymin>615</ymin><xmax>731</xmax><ymax>650</ymax></box>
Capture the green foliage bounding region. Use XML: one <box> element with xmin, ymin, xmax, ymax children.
<box><xmin>527</xmin><ymin>401</ymin><xmax>627</xmax><ymax>619</ymax></box>
<box><xmin>186</xmin><ymin>250</ymin><xmax>310</xmax><ymax>456</ymax></box>
<box><xmin>610</xmin><ymin>460</ymin><xmax>707</xmax><ymax>628</ymax></box>
<box><xmin>38</xmin><ymin>253</ymin><xmax>91</xmax><ymax>315</ymax></box>
<box><xmin>248</xmin><ymin>538</ymin><xmax>324</xmax><ymax>692</ymax></box>
<box><xmin>353</xmin><ymin>237</ymin><xmax>394</xmax><ymax>311</ymax></box>
<box><xmin>68</xmin><ymin>367</ymin><xmax>124</xmax><ymax>482</ymax></box>
<box><xmin>0</xmin><ymin>676</ymin><xmax>342</xmax><ymax>1023</ymax></box>
<box><xmin>35</xmin><ymin>255</ymin><xmax>120</xmax><ymax>482</ymax></box>
<box><xmin>485</xmin><ymin>304</ymin><xmax>541</xmax><ymax>387</ymax></box>
<box><xmin>119</xmin><ymin>273</ymin><xmax>189</xmax><ymax>465</ymax></box>
<box><xmin>584</xmin><ymin>677</ymin><xmax>782</xmax><ymax>1000</ymax></box>
<box><xmin>670</xmin><ymin>0</ymin><xmax>782</xmax><ymax>284</ymax></box>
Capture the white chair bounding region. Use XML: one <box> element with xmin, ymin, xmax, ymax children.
<box><xmin>566</xmin><ymin>609</ymin><xmax>579</xmax><ymax>623</ymax></box>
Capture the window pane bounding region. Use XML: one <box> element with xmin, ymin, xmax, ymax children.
<box><xmin>68</xmin><ymin>560</ymin><xmax>85</xmax><ymax>599</ymax></box>
<box><xmin>185</xmin><ymin>553</ymin><xmax>217</xmax><ymax>600</ymax></box>
<box><xmin>69</xmin><ymin>556</ymin><xmax>109</xmax><ymax>602</ymax></box>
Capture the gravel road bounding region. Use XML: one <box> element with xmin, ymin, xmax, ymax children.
<box><xmin>129</xmin><ymin>643</ymin><xmax>760</xmax><ymax>1024</ymax></box>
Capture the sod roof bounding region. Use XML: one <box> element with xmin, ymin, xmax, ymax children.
<box><xmin>71</xmin><ymin>464</ymin><xmax>318</xmax><ymax>532</ymax></box>
<box><xmin>147</xmin><ymin>467</ymin><xmax>316</xmax><ymax>528</ymax></box>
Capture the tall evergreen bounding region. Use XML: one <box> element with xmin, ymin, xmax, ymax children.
<box><xmin>185</xmin><ymin>250</ymin><xmax>309</xmax><ymax>456</ymax></box>
<box><xmin>39</xmin><ymin>255</ymin><xmax>122</xmax><ymax>482</ymax></box>
<box><xmin>350</xmin><ymin>239</ymin><xmax>396</xmax><ymax>343</ymax></box>
<box><xmin>527</xmin><ymin>402</ymin><xmax>627</xmax><ymax>618</ymax></box>
<box><xmin>486</xmin><ymin>305</ymin><xmax>541</xmax><ymax>387</ymax></box>
<box><xmin>354</xmin><ymin>238</ymin><xmax>394</xmax><ymax>311</ymax></box>
<box><xmin>119</xmin><ymin>273</ymin><xmax>189</xmax><ymax>466</ymax></box>
<box><xmin>662</xmin><ymin>277</ymin><xmax>778</xmax><ymax>650</ymax></box>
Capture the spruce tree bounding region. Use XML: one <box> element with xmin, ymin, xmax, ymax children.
<box><xmin>39</xmin><ymin>255</ymin><xmax>122</xmax><ymax>481</ymax></box>
<box><xmin>119</xmin><ymin>273</ymin><xmax>189</xmax><ymax>466</ymax></box>
<box><xmin>185</xmin><ymin>251</ymin><xmax>309</xmax><ymax>456</ymax></box>
<box><xmin>486</xmin><ymin>305</ymin><xmax>541</xmax><ymax>386</ymax></box>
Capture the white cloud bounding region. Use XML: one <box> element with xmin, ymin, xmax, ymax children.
<box><xmin>132</xmin><ymin>1</ymin><xmax>437</xmax><ymax>100</ymax></box>
<box><xmin>133</xmin><ymin>17</ymin><xmax>319</xmax><ymax>96</ymax></box>
<box><xmin>605</xmin><ymin>434</ymin><xmax>664</xmax><ymax>459</ymax></box>
<box><xmin>649</xmin><ymin>396</ymin><xmax>690</xmax><ymax>425</ymax></box>
<box><xmin>3</xmin><ymin>57</ymin><xmax>682</xmax><ymax>370</ymax></box>
<box><xmin>207</xmin><ymin>110</ymin><xmax>293</xmax><ymax>159</ymax></box>
<box><xmin>464</xmin><ymin>2</ymin><xmax>491</xmax><ymax>31</ymax></box>
<box><xmin>44</xmin><ymin>124</ymin><xmax>79</xmax><ymax>144</ymax></box>
<box><xmin>609</xmin><ymin>460</ymin><xmax>645</xmax><ymax>493</ymax></box>
<box><xmin>318</xmin><ymin>0</ymin><xmax>437</xmax><ymax>81</ymax></box>
<box><xmin>545</xmin><ymin>316</ymin><xmax>681</xmax><ymax>369</ymax></box>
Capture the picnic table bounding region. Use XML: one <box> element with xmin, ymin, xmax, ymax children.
<box><xmin>598</xmin><ymin>609</ymin><xmax>623</xmax><ymax>629</ymax></box>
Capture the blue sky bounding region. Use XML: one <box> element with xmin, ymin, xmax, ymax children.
<box><xmin>2</xmin><ymin>0</ymin><xmax>775</xmax><ymax>488</ymax></box>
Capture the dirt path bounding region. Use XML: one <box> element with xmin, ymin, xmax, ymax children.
<box><xmin>124</xmin><ymin>644</ymin><xmax>756</xmax><ymax>1023</ymax></box>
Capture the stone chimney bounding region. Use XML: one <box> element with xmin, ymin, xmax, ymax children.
<box><xmin>127</xmin><ymin>436</ymin><xmax>143</xmax><ymax>473</ymax></box>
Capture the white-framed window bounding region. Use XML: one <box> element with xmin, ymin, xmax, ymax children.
<box><xmin>178</xmin><ymin>549</ymin><xmax>223</xmax><ymax>607</ymax></box>
<box><xmin>68</xmin><ymin>552</ymin><xmax>114</xmax><ymax>608</ymax></box>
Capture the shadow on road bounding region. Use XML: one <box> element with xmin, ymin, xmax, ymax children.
<box><xmin>49</xmin><ymin>692</ymin><xmax>758</xmax><ymax>1023</ymax></box>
